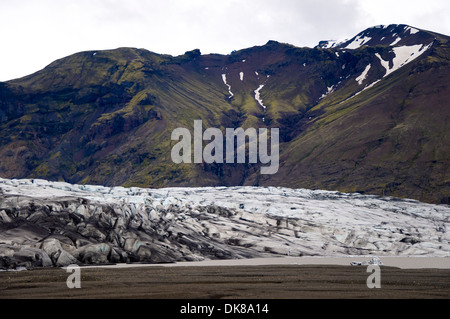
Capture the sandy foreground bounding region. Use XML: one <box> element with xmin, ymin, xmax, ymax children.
<box><xmin>79</xmin><ymin>256</ymin><xmax>450</xmax><ymax>269</ymax></box>
<box><xmin>0</xmin><ymin>256</ymin><xmax>449</xmax><ymax>299</ymax></box>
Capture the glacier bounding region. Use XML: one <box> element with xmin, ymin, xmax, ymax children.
<box><xmin>0</xmin><ymin>178</ymin><xmax>449</xmax><ymax>269</ymax></box>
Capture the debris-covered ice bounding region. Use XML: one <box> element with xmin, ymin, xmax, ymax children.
<box><xmin>0</xmin><ymin>178</ymin><xmax>449</xmax><ymax>269</ymax></box>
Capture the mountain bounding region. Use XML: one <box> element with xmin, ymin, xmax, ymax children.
<box><xmin>0</xmin><ymin>24</ymin><xmax>449</xmax><ymax>204</ymax></box>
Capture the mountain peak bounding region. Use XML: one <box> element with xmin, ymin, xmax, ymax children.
<box><xmin>317</xmin><ymin>24</ymin><xmax>436</xmax><ymax>49</ymax></box>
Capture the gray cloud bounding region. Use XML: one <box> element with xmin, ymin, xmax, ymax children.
<box><xmin>0</xmin><ymin>0</ymin><xmax>448</xmax><ymax>81</ymax></box>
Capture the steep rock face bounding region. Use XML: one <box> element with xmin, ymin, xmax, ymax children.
<box><xmin>0</xmin><ymin>25</ymin><xmax>449</xmax><ymax>203</ymax></box>
<box><xmin>1</xmin><ymin>178</ymin><xmax>448</xmax><ymax>269</ymax></box>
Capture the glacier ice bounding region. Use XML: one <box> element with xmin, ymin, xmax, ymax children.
<box><xmin>0</xmin><ymin>178</ymin><xmax>449</xmax><ymax>269</ymax></box>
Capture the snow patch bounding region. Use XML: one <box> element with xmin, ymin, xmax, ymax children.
<box><xmin>355</xmin><ymin>64</ymin><xmax>371</xmax><ymax>85</ymax></box>
<box><xmin>254</xmin><ymin>85</ymin><xmax>266</xmax><ymax>109</ymax></box>
<box><xmin>362</xmin><ymin>79</ymin><xmax>380</xmax><ymax>91</ymax></box>
<box><xmin>221</xmin><ymin>74</ymin><xmax>234</xmax><ymax>98</ymax></box>
<box><xmin>341</xmin><ymin>77</ymin><xmax>381</xmax><ymax>104</ymax></box>
<box><xmin>375</xmin><ymin>43</ymin><xmax>433</xmax><ymax>78</ymax></box>
<box><xmin>344</xmin><ymin>35</ymin><xmax>372</xmax><ymax>49</ymax></box>
<box><xmin>321</xmin><ymin>41</ymin><xmax>335</xmax><ymax>49</ymax></box>
<box><xmin>321</xmin><ymin>40</ymin><xmax>337</xmax><ymax>49</ymax></box>
<box><xmin>375</xmin><ymin>53</ymin><xmax>390</xmax><ymax>75</ymax></box>
<box><xmin>405</xmin><ymin>26</ymin><xmax>419</xmax><ymax>35</ymax></box>
<box><xmin>320</xmin><ymin>85</ymin><xmax>335</xmax><ymax>99</ymax></box>
<box><xmin>390</xmin><ymin>37</ymin><xmax>402</xmax><ymax>46</ymax></box>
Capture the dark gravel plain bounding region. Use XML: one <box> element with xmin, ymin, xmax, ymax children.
<box><xmin>1</xmin><ymin>264</ymin><xmax>449</xmax><ymax>299</ymax></box>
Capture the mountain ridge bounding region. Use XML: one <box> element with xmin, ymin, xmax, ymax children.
<box><xmin>0</xmin><ymin>24</ymin><xmax>449</xmax><ymax>204</ymax></box>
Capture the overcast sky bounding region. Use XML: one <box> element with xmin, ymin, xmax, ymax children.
<box><xmin>1</xmin><ymin>0</ymin><xmax>449</xmax><ymax>81</ymax></box>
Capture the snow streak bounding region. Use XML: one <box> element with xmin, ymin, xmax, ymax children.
<box><xmin>221</xmin><ymin>74</ymin><xmax>234</xmax><ymax>99</ymax></box>
<box><xmin>254</xmin><ymin>85</ymin><xmax>266</xmax><ymax>109</ymax></box>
